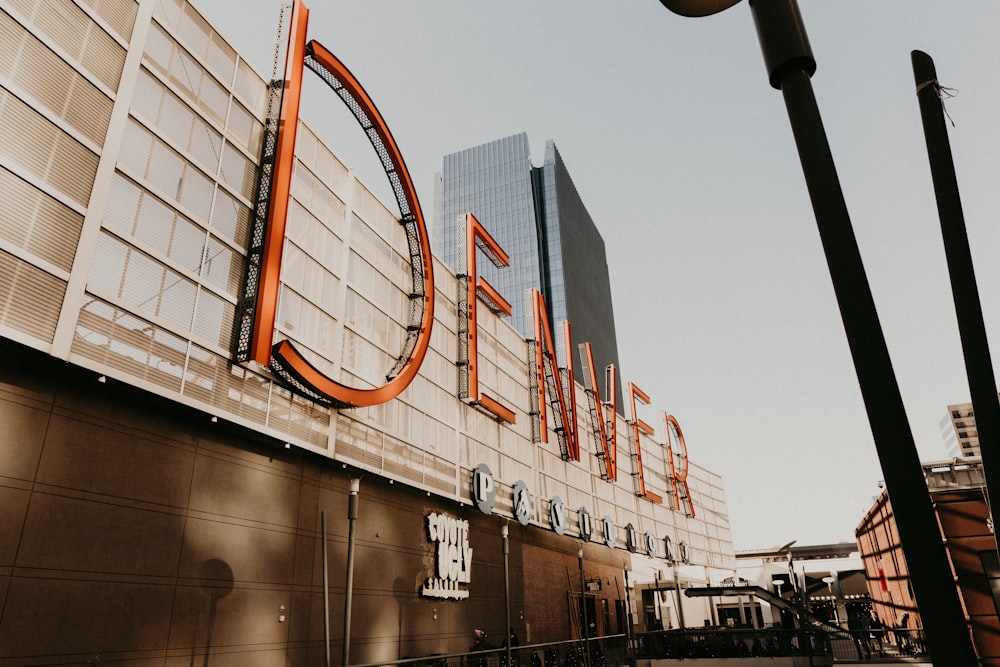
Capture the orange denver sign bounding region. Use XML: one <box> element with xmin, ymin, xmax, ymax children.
<box><xmin>237</xmin><ymin>0</ymin><xmax>694</xmax><ymax>515</ymax></box>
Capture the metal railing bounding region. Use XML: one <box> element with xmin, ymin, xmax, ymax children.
<box><xmin>634</xmin><ymin>627</ymin><xmax>929</xmax><ymax>662</ymax></box>
<box><xmin>827</xmin><ymin>628</ymin><xmax>929</xmax><ymax>661</ymax></box>
<box><xmin>344</xmin><ymin>627</ymin><xmax>929</xmax><ymax>667</ymax></box>
<box><xmin>636</xmin><ymin>628</ymin><xmax>828</xmax><ymax>660</ymax></box>
<box><xmin>350</xmin><ymin>635</ymin><xmax>631</xmax><ymax>667</ymax></box>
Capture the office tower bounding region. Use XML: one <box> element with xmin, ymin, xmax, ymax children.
<box><xmin>941</xmin><ymin>401</ymin><xmax>981</xmax><ymax>458</ymax></box>
<box><xmin>434</xmin><ymin>133</ymin><xmax>622</xmax><ymax>392</ymax></box>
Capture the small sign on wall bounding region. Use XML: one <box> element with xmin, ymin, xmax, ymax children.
<box><xmin>422</xmin><ymin>512</ymin><xmax>472</xmax><ymax>600</ymax></box>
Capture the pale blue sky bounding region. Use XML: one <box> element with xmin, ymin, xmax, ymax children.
<box><xmin>198</xmin><ymin>0</ymin><xmax>1000</xmax><ymax>549</ymax></box>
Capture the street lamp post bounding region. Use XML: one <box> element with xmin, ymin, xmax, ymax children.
<box><xmin>503</xmin><ymin>524</ymin><xmax>512</xmax><ymax>667</ymax></box>
<box><xmin>656</xmin><ymin>1</ymin><xmax>979</xmax><ymax>663</ymax></box>
<box><xmin>771</xmin><ymin>578</ymin><xmax>786</xmax><ymax>628</ymax></box>
<box><xmin>654</xmin><ymin>570</ymin><xmax>662</xmax><ymax>628</ymax></box>
<box><xmin>343</xmin><ymin>477</ymin><xmax>360</xmax><ymax>667</ymax></box>
<box><xmin>822</xmin><ymin>576</ymin><xmax>839</xmax><ymax>626</ymax></box>
<box><xmin>579</xmin><ymin>548</ymin><xmax>591</xmax><ymax>667</ymax></box>
<box><xmin>912</xmin><ymin>49</ymin><xmax>1000</xmax><ymax>556</ymax></box>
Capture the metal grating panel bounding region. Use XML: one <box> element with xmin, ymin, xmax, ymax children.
<box><xmin>0</xmin><ymin>249</ymin><xmax>64</xmax><ymax>342</ymax></box>
<box><xmin>233</xmin><ymin>79</ymin><xmax>282</xmax><ymax>362</ymax></box>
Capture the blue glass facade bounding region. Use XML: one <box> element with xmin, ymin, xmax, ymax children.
<box><xmin>434</xmin><ymin>133</ymin><xmax>621</xmax><ymax>398</ymax></box>
<box><xmin>434</xmin><ymin>133</ymin><xmax>540</xmax><ymax>337</ymax></box>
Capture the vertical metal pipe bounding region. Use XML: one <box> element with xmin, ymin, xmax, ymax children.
<box><xmin>614</xmin><ymin>575</ymin><xmax>635</xmax><ymax>667</ymax></box>
<box><xmin>322</xmin><ymin>511</ymin><xmax>331</xmax><ymax>667</ymax></box>
<box><xmin>672</xmin><ymin>565</ymin><xmax>684</xmax><ymax>630</ymax></box>
<box><xmin>913</xmin><ymin>49</ymin><xmax>1000</xmax><ymax>555</ymax></box>
<box><xmin>653</xmin><ymin>571</ymin><xmax>662</xmax><ymax>627</ymax></box>
<box><xmin>343</xmin><ymin>478</ymin><xmax>360</xmax><ymax>667</ymax></box>
<box><xmin>746</xmin><ymin>2</ymin><xmax>979</xmax><ymax>663</ymax></box>
<box><xmin>502</xmin><ymin>524</ymin><xmax>512</xmax><ymax>667</ymax></box>
<box><xmin>578</xmin><ymin>548</ymin><xmax>590</xmax><ymax>667</ymax></box>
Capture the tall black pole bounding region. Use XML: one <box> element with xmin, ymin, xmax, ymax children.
<box><xmin>579</xmin><ymin>548</ymin><xmax>591</xmax><ymax>667</ymax></box>
<box><xmin>322</xmin><ymin>511</ymin><xmax>331</xmax><ymax>667</ymax></box>
<box><xmin>745</xmin><ymin>1</ymin><xmax>977</xmax><ymax>663</ymax></box>
<box><xmin>913</xmin><ymin>49</ymin><xmax>1000</xmax><ymax>553</ymax></box>
<box><xmin>343</xmin><ymin>477</ymin><xmax>360</xmax><ymax>667</ymax></box>
<box><xmin>502</xmin><ymin>524</ymin><xmax>512</xmax><ymax>667</ymax></box>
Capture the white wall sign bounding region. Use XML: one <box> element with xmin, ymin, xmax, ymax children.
<box><xmin>422</xmin><ymin>512</ymin><xmax>472</xmax><ymax>600</ymax></box>
<box><xmin>603</xmin><ymin>514</ymin><xmax>617</xmax><ymax>549</ymax></box>
<box><xmin>626</xmin><ymin>523</ymin><xmax>638</xmax><ymax>553</ymax></box>
<box><xmin>550</xmin><ymin>496</ymin><xmax>567</xmax><ymax>535</ymax></box>
<box><xmin>513</xmin><ymin>480</ymin><xmax>531</xmax><ymax>526</ymax></box>
<box><xmin>579</xmin><ymin>507</ymin><xmax>593</xmax><ymax>541</ymax></box>
<box><xmin>472</xmin><ymin>463</ymin><xmax>496</xmax><ymax>514</ymax></box>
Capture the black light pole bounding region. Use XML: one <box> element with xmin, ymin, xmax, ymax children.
<box><xmin>912</xmin><ymin>49</ymin><xmax>1000</xmax><ymax>554</ymax></box>
<box><xmin>502</xmin><ymin>524</ymin><xmax>512</xmax><ymax>667</ymax></box>
<box><xmin>578</xmin><ymin>548</ymin><xmax>591</xmax><ymax>667</ymax></box>
<box><xmin>343</xmin><ymin>477</ymin><xmax>360</xmax><ymax>667</ymax></box>
<box><xmin>658</xmin><ymin>1</ymin><xmax>978</xmax><ymax>663</ymax></box>
<box><xmin>322</xmin><ymin>511</ymin><xmax>331</xmax><ymax>667</ymax></box>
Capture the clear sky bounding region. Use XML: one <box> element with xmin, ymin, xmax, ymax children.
<box><xmin>198</xmin><ymin>0</ymin><xmax>1000</xmax><ymax>550</ymax></box>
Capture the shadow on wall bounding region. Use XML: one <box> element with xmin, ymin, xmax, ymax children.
<box><xmin>193</xmin><ymin>558</ymin><xmax>235</xmax><ymax>667</ymax></box>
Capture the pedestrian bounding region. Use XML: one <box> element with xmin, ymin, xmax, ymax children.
<box><xmin>502</xmin><ymin>628</ymin><xmax>520</xmax><ymax>667</ymax></box>
<box><xmin>469</xmin><ymin>629</ymin><xmax>490</xmax><ymax>667</ymax></box>
<box><xmin>470</xmin><ymin>629</ymin><xmax>489</xmax><ymax>652</ymax></box>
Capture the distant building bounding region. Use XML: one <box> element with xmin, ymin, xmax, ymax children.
<box><xmin>730</xmin><ymin>542</ymin><xmax>869</xmax><ymax>631</ymax></box>
<box><xmin>941</xmin><ymin>401</ymin><xmax>980</xmax><ymax>458</ymax></box>
<box><xmin>855</xmin><ymin>457</ymin><xmax>998</xmax><ymax>661</ymax></box>
<box><xmin>433</xmin><ymin>133</ymin><xmax>622</xmax><ymax>398</ymax></box>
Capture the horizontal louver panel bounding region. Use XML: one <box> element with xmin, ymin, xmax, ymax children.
<box><xmin>0</xmin><ymin>166</ymin><xmax>82</xmax><ymax>271</ymax></box>
<box><xmin>182</xmin><ymin>344</ymin><xmax>269</xmax><ymax>425</ymax></box>
<box><xmin>425</xmin><ymin>454</ymin><xmax>457</xmax><ymax>494</ymax></box>
<box><xmin>335</xmin><ymin>439</ymin><xmax>383</xmax><ymax>471</ymax></box>
<box><xmin>6</xmin><ymin>0</ymin><xmax>125</xmax><ymax>90</ymax></box>
<box><xmin>0</xmin><ymin>89</ymin><xmax>98</xmax><ymax>207</ymax></box>
<box><xmin>7</xmin><ymin>0</ymin><xmax>126</xmax><ymax>91</ymax></box>
<box><xmin>79</xmin><ymin>0</ymin><xmax>138</xmax><ymax>42</ymax></box>
<box><xmin>0</xmin><ymin>250</ymin><xmax>64</xmax><ymax>342</ymax></box>
<box><xmin>72</xmin><ymin>298</ymin><xmax>186</xmax><ymax>392</ymax></box>
<box><xmin>267</xmin><ymin>386</ymin><xmax>329</xmax><ymax>448</ymax></box>
<box><xmin>0</xmin><ymin>10</ymin><xmax>114</xmax><ymax>146</ymax></box>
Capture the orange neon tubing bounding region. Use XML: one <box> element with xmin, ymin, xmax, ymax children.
<box><xmin>629</xmin><ymin>382</ymin><xmax>662</xmax><ymax>503</ymax></box>
<box><xmin>663</xmin><ymin>412</ymin><xmax>694</xmax><ymax>516</ymax></box>
<box><xmin>250</xmin><ymin>0</ymin><xmax>309</xmax><ymax>364</ymax></box>
<box><xmin>255</xmin><ymin>0</ymin><xmax>435</xmax><ymax>407</ymax></box>
<box><xmin>532</xmin><ymin>289</ymin><xmax>575</xmax><ymax>458</ymax></box>
<box><xmin>562</xmin><ymin>321</ymin><xmax>579</xmax><ymax>460</ymax></box>
<box><xmin>465</xmin><ymin>212</ymin><xmax>514</xmax><ymax>423</ymax></box>
<box><xmin>583</xmin><ymin>342</ymin><xmax>616</xmax><ymax>479</ymax></box>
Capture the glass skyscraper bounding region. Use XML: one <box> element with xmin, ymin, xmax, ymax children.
<box><xmin>434</xmin><ymin>133</ymin><xmax>622</xmax><ymax>396</ymax></box>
